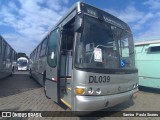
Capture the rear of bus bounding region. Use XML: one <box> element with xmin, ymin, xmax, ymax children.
<box><xmin>72</xmin><ymin>3</ymin><xmax>139</xmax><ymax>111</ymax></box>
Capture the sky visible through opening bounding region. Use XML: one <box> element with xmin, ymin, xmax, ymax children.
<box><xmin>0</xmin><ymin>0</ymin><xmax>160</xmax><ymax>55</ymax></box>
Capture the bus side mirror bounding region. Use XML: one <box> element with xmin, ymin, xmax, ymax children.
<box><xmin>74</xmin><ymin>16</ymin><xmax>82</xmax><ymax>32</ymax></box>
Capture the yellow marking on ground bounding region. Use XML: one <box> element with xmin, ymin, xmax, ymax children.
<box><xmin>60</xmin><ymin>99</ymin><xmax>72</xmax><ymax>109</ymax></box>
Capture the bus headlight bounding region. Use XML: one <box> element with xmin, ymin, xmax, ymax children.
<box><xmin>88</xmin><ymin>87</ymin><xmax>93</xmax><ymax>94</ymax></box>
<box><xmin>96</xmin><ymin>88</ymin><xmax>101</xmax><ymax>95</ymax></box>
<box><xmin>74</xmin><ymin>88</ymin><xmax>85</xmax><ymax>95</ymax></box>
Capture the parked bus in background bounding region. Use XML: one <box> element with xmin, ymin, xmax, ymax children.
<box><xmin>135</xmin><ymin>40</ymin><xmax>160</xmax><ymax>89</ymax></box>
<box><xmin>0</xmin><ymin>35</ymin><xmax>17</xmax><ymax>80</ymax></box>
<box><xmin>30</xmin><ymin>2</ymin><xmax>138</xmax><ymax>112</ymax></box>
<box><xmin>17</xmin><ymin>57</ymin><xmax>28</xmax><ymax>71</ymax></box>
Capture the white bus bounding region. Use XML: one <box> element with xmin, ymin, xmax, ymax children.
<box><xmin>17</xmin><ymin>57</ymin><xmax>28</xmax><ymax>71</ymax></box>
<box><xmin>30</xmin><ymin>2</ymin><xmax>138</xmax><ymax>113</ymax></box>
<box><xmin>0</xmin><ymin>35</ymin><xmax>17</xmax><ymax>79</ymax></box>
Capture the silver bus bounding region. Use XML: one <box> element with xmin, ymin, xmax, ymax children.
<box><xmin>17</xmin><ymin>57</ymin><xmax>28</xmax><ymax>71</ymax></box>
<box><xmin>0</xmin><ymin>35</ymin><xmax>17</xmax><ymax>80</ymax></box>
<box><xmin>30</xmin><ymin>2</ymin><xmax>138</xmax><ymax>112</ymax></box>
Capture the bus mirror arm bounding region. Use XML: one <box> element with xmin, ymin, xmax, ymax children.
<box><xmin>61</xmin><ymin>28</ymin><xmax>67</xmax><ymax>34</ymax></box>
<box><xmin>74</xmin><ymin>16</ymin><xmax>82</xmax><ymax>32</ymax></box>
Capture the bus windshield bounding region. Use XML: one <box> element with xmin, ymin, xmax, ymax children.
<box><xmin>75</xmin><ymin>15</ymin><xmax>135</xmax><ymax>69</ymax></box>
<box><xmin>17</xmin><ymin>60</ymin><xmax>28</xmax><ymax>66</ymax></box>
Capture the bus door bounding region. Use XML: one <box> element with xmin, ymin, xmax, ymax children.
<box><xmin>45</xmin><ymin>28</ymin><xmax>60</xmax><ymax>103</ymax></box>
<box><xmin>59</xmin><ymin>32</ymin><xmax>73</xmax><ymax>109</ymax></box>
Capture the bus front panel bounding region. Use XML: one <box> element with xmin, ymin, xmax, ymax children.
<box><xmin>72</xmin><ymin>69</ymin><xmax>138</xmax><ymax>111</ymax></box>
<box><xmin>72</xmin><ymin>13</ymin><xmax>138</xmax><ymax>111</ymax></box>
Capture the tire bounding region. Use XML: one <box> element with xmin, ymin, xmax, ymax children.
<box><xmin>10</xmin><ymin>67</ymin><xmax>14</xmax><ymax>76</ymax></box>
<box><xmin>29</xmin><ymin>70</ymin><xmax>32</xmax><ymax>78</ymax></box>
<box><xmin>12</xmin><ymin>67</ymin><xmax>15</xmax><ymax>73</ymax></box>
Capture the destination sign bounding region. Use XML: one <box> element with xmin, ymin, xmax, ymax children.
<box><xmin>81</xmin><ymin>3</ymin><xmax>126</xmax><ymax>29</ymax></box>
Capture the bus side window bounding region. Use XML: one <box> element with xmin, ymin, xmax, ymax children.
<box><xmin>9</xmin><ymin>48</ymin><xmax>12</xmax><ymax>60</ymax></box>
<box><xmin>47</xmin><ymin>28</ymin><xmax>59</xmax><ymax>68</ymax></box>
<box><xmin>40</xmin><ymin>38</ymin><xmax>48</xmax><ymax>57</ymax></box>
<box><xmin>149</xmin><ymin>46</ymin><xmax>160</xmax><ymax>52</ymax></box>
<box><xmin>36</xmin><ymin>45</ymin><xmax>41</xmax><ymax>59</ymax></box>
<box><xmin>6</xmin><ymin>46</ymin><xmax>10</xmax><ymax>60</ymax></box>
<box><xmin>11</xmin><ymin>51</ymin><xmax>14</xmax><ymax>61</ymax></box>
<box><xmin>34</xmin><ymin>49</ymin><xmax>37</xmax><ymax>60</ymax></box>
<box><xmin>3</xmin><ymin>42</ymin><xmax>7</xmax><ymax>61</ymax></box>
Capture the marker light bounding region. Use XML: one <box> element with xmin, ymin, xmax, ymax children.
<box><xmin>96</xmin><ymin>88</ymin><xmax>101</xmax><ymax>95</ymax></box>
<box><xmin>88</xmin><ymin>87</ymin><xmax>93</xmax><ymax>94</ymax></box>
<box><xmin>74</xmin><ymin>88</ymin><xmax>85</xmax><ymax>95</ymax></box>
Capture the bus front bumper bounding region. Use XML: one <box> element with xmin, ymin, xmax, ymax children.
<box><xmin>17</xmin><ymin>67</ymin><xmax>27</xmax><ymax>71</ymax></box>
<box><xmin>75</xmin><ymin>88</ymin><xmax>138</xmax><ymax>111</ymax></box>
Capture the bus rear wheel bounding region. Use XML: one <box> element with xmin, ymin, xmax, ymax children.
<box><xmin>12</xmin><ymin>67</ymin><xmax>15</xmax><ymax>73</ymax></box>
<box><xmin>29</xmin><ymin>70</ymin><xmax>32</xmax><ymax>78</ymax></box>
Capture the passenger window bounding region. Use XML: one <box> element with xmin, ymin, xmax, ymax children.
<box><xmin>9</xmin><ymin>48</ymin><xmax>12</xmax><ymax>60</ymax></box>
<box><xmin>6</xmin><ymin>46</ymin><xmax>10</xmax><ymax>59</ymax></box>
<box><xmin>3</xmin><ymin>43</ymin><xmax>7</xmax><ymax>61</ymax></box>
<box><xmin>14</xmin><ymin>52</ymin><xmax>17</xmax><ymax>60</ymax></box>
<box><xmin>42</xmin><ymin>38</ymin><xmax>47</xmax><ymax>49</ymax></box>
<box><xmin>30</xmin><ymin>53</ymin><xmax>33</xmax><ymax>61</ymax></box>
<box><xmin>34</xmin><ymin>49</ymin><xmax>37</xmax><ymax>60</ymax></box>
<box><xmin>40</xmin><ymin>38</ymin><xmax>47</xmax><ymax>57</ymax></box>
<box><xmin>32</xmin><ymin>52</ymin><xmax>34</xmax><ymax>60</ymax></box>
<box><xmin>36</xmin><ymin>46</ymin><xmax>41</xmax><ymax>59</ymax></box>
<box><xmin>11</xmin><ymin>51</ymin><xmax>14</xmax><ymax>60</ymax></box>
<box><xmin>7</xmin><ymin>46</ymin><xmax>11</xmax><ymax>59</ymax></box>
<box><xmin>3</xmin><ymin>44</ymin><xmax>10</xmax><ymax>61</ymax></box>
<box><xmin>150</xmin><ymin>46</ymin><xmax>160</xmax><ymax>52</ymax></box>
<box><xmin>47</xmin><ymin>28</ymin><xmax>59</xmax><ymax>67</ymax></box>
